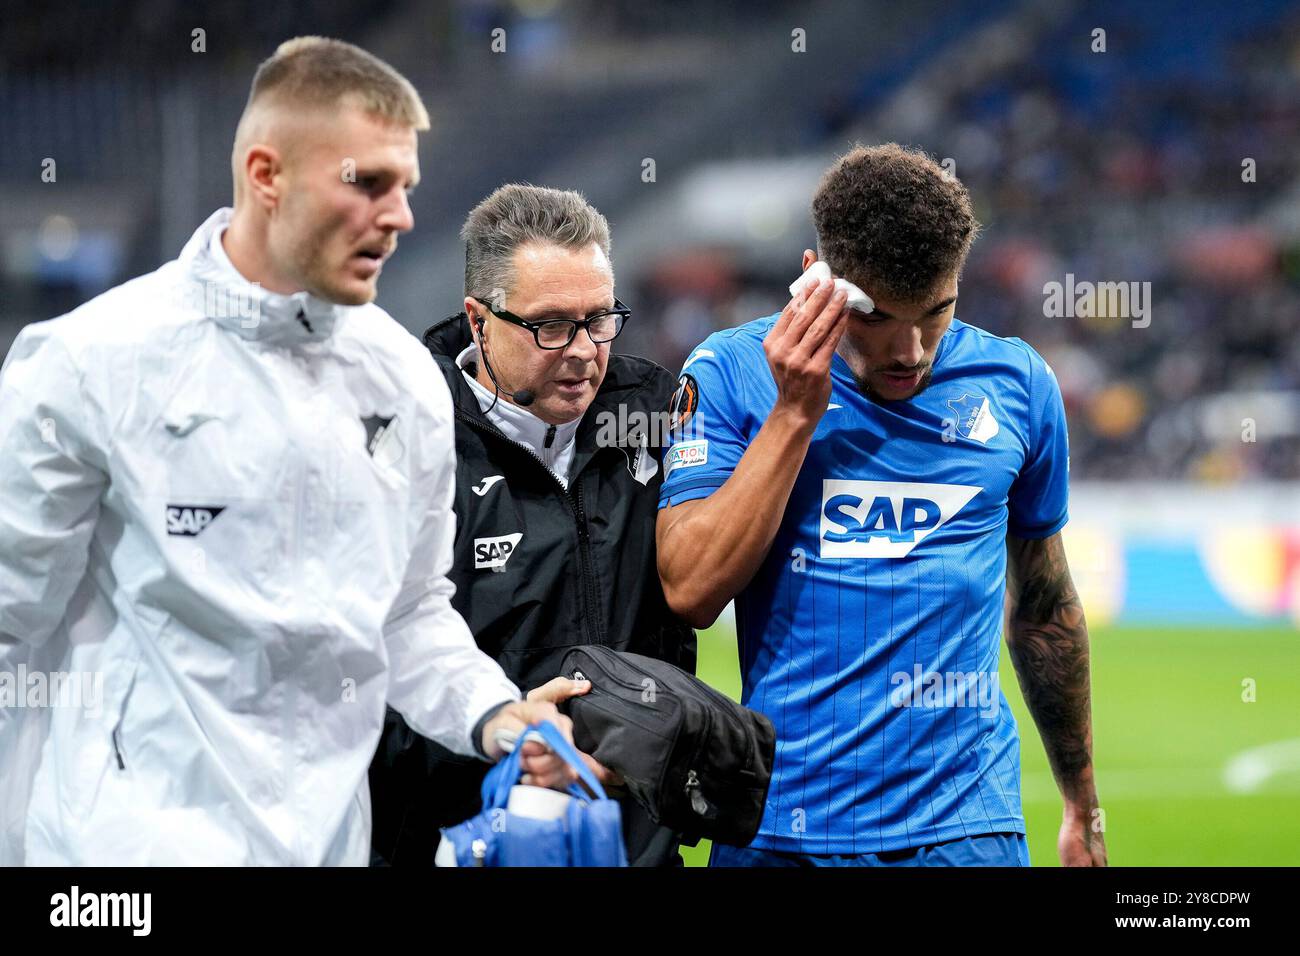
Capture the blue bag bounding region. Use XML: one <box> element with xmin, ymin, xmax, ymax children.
<box><xmin>439</xmin><ymin>720</ymin><xmax>627</xmax><ymax>867</ymax></box>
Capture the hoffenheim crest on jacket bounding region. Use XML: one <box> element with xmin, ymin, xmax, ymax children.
<box><xmin>945</xmin><ymin>392</ymin><xmax>1000</xmax><ymax>444</ymax></box>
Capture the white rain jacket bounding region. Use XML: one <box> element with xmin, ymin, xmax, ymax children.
<box><xmin>0</xmin><ymin>209</ymin><xmax>520</xmax><ymax>865</ymax></box>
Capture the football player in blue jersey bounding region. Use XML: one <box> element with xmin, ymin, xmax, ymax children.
<box><xmin>656</xmin><ymin>143</ymin><xmax>1105</xmax><ymax>867</ymax></box>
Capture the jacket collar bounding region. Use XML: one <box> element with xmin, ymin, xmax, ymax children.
<box><xmin>178</xmin><ymin>208</ymin><xmax>350</xmax><ymax>347</ymax></box>
<box><xmin>454</xmin><ymin>343</ymin><xmax>583</xmax><ymax>462</ymax></box>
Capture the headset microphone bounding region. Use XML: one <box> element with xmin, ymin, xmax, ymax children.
<box><xmin>472</xmin><ymin>310</ymin><xmax>536</xmax><ymax>410</ymax></box>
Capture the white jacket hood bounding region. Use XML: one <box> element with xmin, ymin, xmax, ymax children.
<box><xmin>183</xmin><ymin>208</ymin><xmax>345</xmax><ymax>346</ymax></box>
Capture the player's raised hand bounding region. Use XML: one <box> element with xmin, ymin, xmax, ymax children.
<box><xmin>764</xmin><ymin>264</ymin><xmax>849</xmax><ymax>427</ymax></box>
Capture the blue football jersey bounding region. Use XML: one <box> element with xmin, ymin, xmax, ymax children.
<box><xmin>659</xmin><ymin>315</ymin><xmax>1070</xmax><ymax>854</ymax></box>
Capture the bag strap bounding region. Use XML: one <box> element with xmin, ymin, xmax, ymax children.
<box><xmin>484</xmin><ymin>733</ymin><xmax>531</xmax><ymax>810</ymax></box>
<box><xmin>484</xmin><ymin>720</ymin><xmax>609</xmax><ymax>808</ymax></box>
<box><xmin>530</xmin><ymin>719</ymin><xmax>609</xmax><ymax>803</ymax></box>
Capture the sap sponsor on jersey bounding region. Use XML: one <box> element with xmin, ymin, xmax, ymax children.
<box><xmin>820</xmin><ymin>480</ymin><xmax>981</xmax><ymax>558</ymax></box>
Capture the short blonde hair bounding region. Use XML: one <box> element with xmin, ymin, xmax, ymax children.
<box><xmin>243</xmin><ymin>36</ymin><xmax>429</xmax><ymax>130</ymax></box>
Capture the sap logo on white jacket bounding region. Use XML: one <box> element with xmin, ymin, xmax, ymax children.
<box><xmin>164</xmin><ymin>505</ymin><xmax>226</xmax><ymax>536</ymax></box>
<box><xmin>0</xmin><ymin>209</ymin><xmax>520</xmax><ymax>865</ymax></box>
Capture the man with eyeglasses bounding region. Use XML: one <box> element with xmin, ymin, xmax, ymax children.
<box><xmin>368</xmin><ymin>183</ymin><xmax>696</xmax><ymax>867</ymax></box>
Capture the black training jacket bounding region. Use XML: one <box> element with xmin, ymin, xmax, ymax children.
<box><xmin>368</xmin><ymin>313</ymin><xmax>697</xmax><ymax>866</ymax></box>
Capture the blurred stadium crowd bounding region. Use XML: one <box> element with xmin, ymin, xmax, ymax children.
<box><xmin>2</xmin><ymin>0</ymin><xmax>1297</xmax><ymax>481</ymax></box>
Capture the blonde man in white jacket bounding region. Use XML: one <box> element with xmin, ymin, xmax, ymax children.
<box><xmin>0</xmin><ymin>37</ymin><xmax>574</xmax><ymax>865</ymax></box>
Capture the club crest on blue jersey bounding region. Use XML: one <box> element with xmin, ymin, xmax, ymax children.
<box><xmin>944</xmin><ymin>393</ymin><xmax>1000</xmax><ymax>444</ymax></box>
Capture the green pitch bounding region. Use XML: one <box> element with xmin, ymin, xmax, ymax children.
<box><xmin>681</xmin><ymin>624</ymin><xmax>1300</xmax><ymax>866</ymax></box>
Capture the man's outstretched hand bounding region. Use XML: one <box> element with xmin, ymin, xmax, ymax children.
<box><xmin>527</xmin><ymin>676</ymin><xmax>625</xmax><ymax>788</ymax></box>
<box><xmin>479</xmin><ymin>699</ymin><xmax>578</xmax><ymax>791</ymax></box>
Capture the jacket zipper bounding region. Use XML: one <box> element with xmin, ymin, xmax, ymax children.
<box><xmin>685</xmin><ymin>770</ymin><xmax>710</xmax><ymax>816</ymax></box>
<box><xmin>566</xmin><ymin>676</ymin><xmax>675</xmax><ymax>737</ymax></box>
<box><xmin>573</xmin><ymin>481</ymin><xmax>607</xmax><ymax>644</ymax></box>
<box><xmin>685</xmin><ymin>707</ymin><xmax>716</xmax><ymax>818</ymax></box>
<box><xmin>284</xmin><ymin>346</ymin><xmax>312</xmax><ymax>860</ymax></box>
<box><xmin>112</xmin><ymin>726</ymin><xmax>126</xmax><ymax>770</ymax></box>
<box><xmin>456</xmin><ymin>410</ymin><xmax>605</xmax><ymax>646</ymax></box>
<box><xmin>569</xmin><ymin>664</ymin><xmax>673</xmax><ymax>725</ymax></box>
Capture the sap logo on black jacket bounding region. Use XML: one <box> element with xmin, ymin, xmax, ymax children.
<box><xmin>474</xmin><ymin>533</ymin><xmax>522</xmax><ymax>570</ymax></box>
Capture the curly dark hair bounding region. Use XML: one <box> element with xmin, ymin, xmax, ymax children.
<box><xmin>811</xmin><ymin>143</ymin><xmax>980</xmax><ymax>304</ymax></box>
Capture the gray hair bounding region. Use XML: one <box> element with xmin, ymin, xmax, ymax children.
<box><xmin>461</xmin><ymin>183</ymin><xmax>612</xmax><ymax>305</ymax></box>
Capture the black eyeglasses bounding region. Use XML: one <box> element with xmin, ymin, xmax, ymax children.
<box><xmin>472</xmin><ymin>297</ymin><xmax>631</xmax><ymax>350</ymax></box>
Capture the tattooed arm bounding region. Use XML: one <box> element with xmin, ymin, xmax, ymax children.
<box><xmin>1005</xmin><ymin>531</ymin><xmax>1107</xmax><ymax>866</ymax></box>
